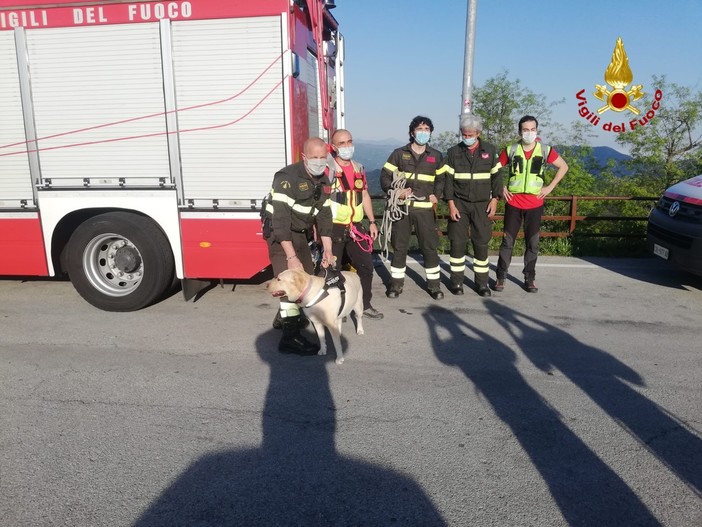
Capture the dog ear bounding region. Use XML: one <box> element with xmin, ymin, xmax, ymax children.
<box><xmin>291</xmin><ymin>268</ymin><xmax>308</xmax><ymax>291</ymax></box>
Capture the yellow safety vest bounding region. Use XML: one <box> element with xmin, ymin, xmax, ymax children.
<box><xmin>330</xmin><ymin>160</ymin><xmax>365</xmax><ymax>225</ymax></box>
<box><xmin>506</xmin><ymin>142</ymin><xmax>550</xmax><ymax>195</ymax></box>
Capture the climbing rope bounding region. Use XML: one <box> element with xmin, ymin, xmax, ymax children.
<box><xmin>380</xmin><ymin>171</ymin><xmax>422</xmax><ymax>261</ymax></box>
<box><xmin>349</xmin><ymin>223</ymin><xmax>374</xmax><ymax>253</ymax></box>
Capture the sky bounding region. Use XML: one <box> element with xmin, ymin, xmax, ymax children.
<box><xmin>332</xmin><ymin>0</ymin><xmax>702</xmax><ymax>151</ymax></box>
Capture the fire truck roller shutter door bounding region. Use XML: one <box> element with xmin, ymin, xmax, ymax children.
<box><xmin>64</xmin><ymin>211</ymin><xmax>175</xmax><ymax>312</ymax></box>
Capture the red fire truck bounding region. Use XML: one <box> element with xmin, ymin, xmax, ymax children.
<box><xmin>0</xmin><ymin>0</ymin><xmax>345</xmax><ymax>311</ymax></box>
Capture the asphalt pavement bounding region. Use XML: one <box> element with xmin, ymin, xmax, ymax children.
<box><xmin>1</xmin><ymin>255</ymin><xmax>701</xmax><ymax>526</ymax></box>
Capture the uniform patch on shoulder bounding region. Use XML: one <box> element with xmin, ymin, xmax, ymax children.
<box><xmin>481</xmin><ymin>152</ymin><xmax>490</xmax><ymax>159</ymax></box>
<box><xmin>280</xmin><ymin>181</ymin><xmax>291</xmax><ymax>189</ymax></box>
<box><xmin>354</xmin><ymin>179</ymin><xmax>364</xmax><ymax>189</ymax></box>
<box><xmin>299</xmin><ymin>182</ymin><xmax>309</xmax><ymax>191</ymax></box>
<box><xmin>426</xmin><ymin>156</ymin><xmax>436</xmax><ymax>163</ymax></box>
<box><xmin>401</xmin><ymin>153</ymin><xmax>412</xmax><ymax>160</ymax></box>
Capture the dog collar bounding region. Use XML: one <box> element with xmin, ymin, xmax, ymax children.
<box><xmin>295</xmin><ymin>280</ymin><xmax>313</xmax><ymax>304</ymax></box>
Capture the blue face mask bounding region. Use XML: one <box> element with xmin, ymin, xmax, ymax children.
<box><xmin>462</xmin><ymin>137</ymin><xmax>477</xmax><ymax>147</ymax></box>
<box><xmin>414</xmin><ymin>131</ymin><xmax>431</xmax><ymax>145</ymax></box>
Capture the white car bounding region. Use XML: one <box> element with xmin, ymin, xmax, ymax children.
<box><xmin>647</xmin><ymin>174</ymin><xmax>702</xmax><ymax>276</ymax></box>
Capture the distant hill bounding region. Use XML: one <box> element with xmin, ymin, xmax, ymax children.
<box><xmin>354</xmin><ymin>140</ymin><xmax>400</xmax><ymax>197</ymax></box>
<box><xmin>557</xmin><ymin>145</ymin><xmax>632</xmax><ymax>176</ymax></box>
<box><xmin>354</xmin><ymin>140</ymin><xmax>402</xmax><ymax>173</ymax></box>
<box><xmin>366</xmin><ymin>169</ymin><xmax>382</xmax><ymax>197</ymax></box>
<box><xmin>592</xmin><ymin>146</ymin><xmax>632</xmax><ymax>175</ymax></box>
<box><xmin>592</xmin><ymin>146</ymin><xmax>631</xmax><ymax>164</ymax></box>
<box><xmin>356</xmin><ymin>141</ymin><xmax>632</xmax><ymax>191</ymax></box>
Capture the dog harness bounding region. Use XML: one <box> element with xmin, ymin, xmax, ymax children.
<box><xmin>298</xmin><ymin>267</ymin><xmax>347</xmax><ymax>316</ymax></box>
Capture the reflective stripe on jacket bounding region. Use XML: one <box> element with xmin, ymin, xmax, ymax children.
<box><xmin>444</xmin><ymin>140</ymin><xmax>502</xmax><ymax>202</ymax></box>
<box><xmin>265</xmin><ymin>161</ymin><xmax>332</xmax><ymax>242</ymax></box>
<box><xmin>380</xmin><ymin>144</ymin><xmax>448</xmax><ymax>208</ymax></box>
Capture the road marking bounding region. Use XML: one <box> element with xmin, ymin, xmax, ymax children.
<box><xmin>537</xmin><ymin>263</ymin><xmax>598</xmax><ymax>268</ymax></box>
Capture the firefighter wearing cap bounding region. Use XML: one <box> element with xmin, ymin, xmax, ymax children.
<box><xmin>262</xmin><ymin>137</ymin><xmax>335</xmax><ymax>355</ymax></box>
<box><xmin>444</xmin><ymin>114</ymin><xmax>502</xmax><ymax>297</ymax></box>
<box><xmin>380</xmin><ymin>116</ymin><xmax>448</xmax><ymax>300</ymax></box>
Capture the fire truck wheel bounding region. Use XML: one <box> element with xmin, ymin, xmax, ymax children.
<box><xmin>65</xmin><ymin>212</ymin><xmax>175</xmax><ymax>312</ymax></box>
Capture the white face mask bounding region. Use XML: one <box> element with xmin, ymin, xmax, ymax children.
<box><xmin>522</xmin><ymin>131</ymin><xmax>538</xmax><ymax>144</ymax></box>
<box><xmin>305</xmin><ymin>158</ymin><xmax>327</xmax><ymax>176</ymax></box>
<box><xmin>336</xmin><ymin>146</ymin><xmax>354</xmax><ymax>161</ymax></box>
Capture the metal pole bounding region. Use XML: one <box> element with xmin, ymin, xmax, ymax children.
<box><xmin>461</xmin><ymin>0</ymin><xmax>478</xmax><ymax>119</ymax></box>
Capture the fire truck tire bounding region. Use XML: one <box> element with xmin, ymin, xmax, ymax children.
<box><xmin>65</xmin><ymin>212</ymin><xmax>175</xmax><ymax>312</ymax></box>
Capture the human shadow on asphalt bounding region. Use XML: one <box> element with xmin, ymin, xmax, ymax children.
<box><xmin>487</xmin><ymin>300</ymin><xmax>702</xmax><ymax>497</ymax></box>
<box><xmin>133</xmin><ymin>329</ymin><xmax>446</xmax><ymax>527</ymax></box>
<box><xmin>424</xmin><ymin>305</ymin><xmax>661</xmax><ymax>527</ymax></box>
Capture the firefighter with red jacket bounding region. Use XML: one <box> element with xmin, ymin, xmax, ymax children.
<box><xmin>262</xmin><ymin>137</ymin><xmax>335</xmax><ymax>355</ymax></box>
<box><xmin>444</xmin><ymin>114</ymin><xmax>502</xmax><ymax>297</ymax></box>
<box><xmin>380</xmin><ymin>116</ymin><xmax>448</xmax><ymax>300</ymax></box>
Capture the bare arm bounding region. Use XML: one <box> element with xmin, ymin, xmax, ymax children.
<box><xmin>281</xmin><ymin>240</ymin><xmax>303</xmax><ymax>270</ymax></box>
<box><xmin>361</xmin><ymin>189</ymin><xmax>379</xmax><ymax>240</ymax></box>
<box><xmin>538</xmin><ymin>155</ymin><xmax>569</xmax><ymax>199</ymax></box>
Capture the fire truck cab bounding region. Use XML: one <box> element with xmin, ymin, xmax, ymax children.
<box><xmin>0</xmin><ymin>0</ymin><xmax>345</xmax><ymax>310</ymax></box>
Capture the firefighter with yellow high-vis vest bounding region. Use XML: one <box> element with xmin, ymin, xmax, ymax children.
<box><xmin>380</xmin><ymin>116</ymin><xmax>448</xmax><ymax>300</ymax></box>
<box><xmin>328</xmin><ymin>129</ymin><xmax>383</xmax><ymax>319</ymax></box>
<box><xmin>262</xmin><ymin>137</ymin><xmax>335</xmax><ymax>355</ymax></box>
<box><xmin>444</xmin><ymin>114</ymin><xmax>502</xmax><ymax>297</ymax></box>
<box><xmin>495</xmin><ymin>115</ymin><xmax>568</xmax><ymax>293</ymax></box>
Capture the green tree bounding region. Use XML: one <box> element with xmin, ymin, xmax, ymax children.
<box><xmin>470</xmin><ymin>70</ymin><xmax>565</xmax><ymax>149</ymax></box>
<box><xmin>431</xmin><ymin>131</ymin><xmax>459</xmax><ymax>155</ymax></box>
<box><xmin>616</xmin><ymin>75</ymin><xmax>702</xmax><ymax>194</ymax></box>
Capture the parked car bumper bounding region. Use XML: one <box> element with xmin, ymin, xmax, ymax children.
<box><xmin>647</xmin><ymin>207</ymin><xmax>702</xmax><ymax>276</ymax></box>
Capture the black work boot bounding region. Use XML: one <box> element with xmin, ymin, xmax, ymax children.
<box><xmin>449</xmin><ymin>272</ymin><xmax>464</xmax><ymax>295</ymax></box>
<box><xmin>386</xmin><ymin>279</ymin><xmax>404</xmax><ymax>299</ymax></box>
<box><xmin>279</xmin><ymin>316</ymin><xmax>319</xmax><ymax>355</ymax></box>
<box><xmin>272</xmin><ymin>310</ymin><xmax>282</xmax><ymax>329</ymax></box>
<box><xmin>475</xmin><ymin>275</ymin><xmax>491</xmax><ymax>297</ymax></box>
<box><xmin>427</xmin><ymin>279</ymin><xmax>444</xmax><ymax>300</ymax></box>
<box><xmin>273</xmin><ymin>310</ymin><xmax>309</xmax><ymax>330</ymax></box>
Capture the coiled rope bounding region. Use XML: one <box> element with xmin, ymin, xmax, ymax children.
<box><xmin>380</xmin><ymin>171</ymin><xmax>418</xmax><ymax>261</ymax></box>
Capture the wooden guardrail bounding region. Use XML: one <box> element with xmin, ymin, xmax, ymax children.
<box><xmin>371</xmin><ymin>196</ymin><xmax>659</xmax><ymax>239</ymax></box>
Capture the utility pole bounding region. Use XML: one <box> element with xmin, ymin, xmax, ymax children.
<box><xmin>461</xmin><ymin>0</ymin><xmax>478</xmax><ymax>119</ymax></box>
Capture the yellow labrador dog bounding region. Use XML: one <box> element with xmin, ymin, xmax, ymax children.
<box><xmin>268</xmin><ymin>268</ymin><xmax>364</xmax><ymax>364</ymax></box>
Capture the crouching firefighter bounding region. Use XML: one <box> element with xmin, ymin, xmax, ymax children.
<box><xmin>262</xmin><ymin>137</ymin><xmax>336</xmax><ymax>355</ymax></box>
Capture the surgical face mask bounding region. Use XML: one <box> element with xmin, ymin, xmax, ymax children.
<box><xmin>521</xmin><ymin>131</ymin><xmax>538</xmax><ymax>144</ymax></box>
<box><xmin>336</xmin><ymin>146</ymin><xmax>354</xmax><ymax>160</ymax></box>
<box><xmin>305</xmin><ymin>158</ymin><xmax>327</xmax><ymax>176</ymax></box>
<box><xmin>414</xmin><ymin>131</ymin><xmax>431</xmax><ymax>145</ymax></box>
<box><xmin>462</xmin><ymin>136</ymin><xmax>478</xmax><ymax>147</ymax></box>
